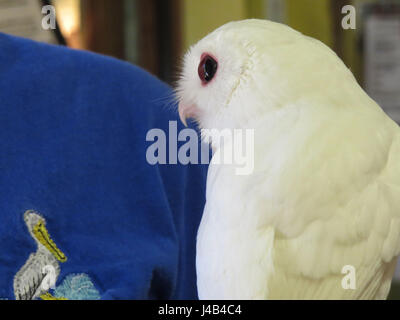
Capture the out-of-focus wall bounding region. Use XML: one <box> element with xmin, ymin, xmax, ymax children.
<box><xmin>182</xmin><ymin>0</ymin><xmax>248</xmax><ymax>50</ymax></box>
<box><xmin>286</xmin><ymin>0</ymin><xmax>334</xmax><ymax>48</ymax></box>
<box><xmin>181</xmin><ymin>0</ymin><xmax>335</xmax><ymax>50</ymax></box>
<box><xmin>0</xmin><ymin>0</ymin><xmax>57</xmax><ymax>43</ymax></box>
<box><xmin>179</xmin><ymin>0</ymin><xmax>379</xmax><ymax>83</ymax></box>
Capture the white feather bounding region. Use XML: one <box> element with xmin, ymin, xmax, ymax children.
<box><xmin>178</xmin><ymin>19</ymin><xmax>400</xmax><ymax>299</ymax></box>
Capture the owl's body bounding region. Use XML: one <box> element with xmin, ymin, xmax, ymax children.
<box><xmin>178</xmin><ymin>19</ymin><xmax>400</xmax><ymax>299</ymax></box>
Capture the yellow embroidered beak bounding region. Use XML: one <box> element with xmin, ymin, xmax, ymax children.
<box><xmin>33</xmin><ymin>220</ymin><xmax>67</xmax><ymax>263</ymax></box>
<box><xmin>40</xmin><ymin>293</ymin><xmax>68</xmax><ymax>300</ymax></box>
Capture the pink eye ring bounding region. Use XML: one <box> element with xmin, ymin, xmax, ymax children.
<box><xmin>198</xmin><ymin>54</ymin><xmax>218</xmax><ymax>84</ymax></box>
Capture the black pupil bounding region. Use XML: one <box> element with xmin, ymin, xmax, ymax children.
<box><xmin>204</xmin><ymin>58</ymin><xmax>217</xmax><ymax>81</ymax></box>
<box><xmin>199</xmin><ymin>56</ymin><xmax>217</xmax><ymax>83</ymax></box>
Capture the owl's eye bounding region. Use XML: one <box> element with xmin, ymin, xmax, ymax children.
<box><xmin>198</xmin><ymin>54</ymin><xmax>218</xmax><ymax>84</ymax></box>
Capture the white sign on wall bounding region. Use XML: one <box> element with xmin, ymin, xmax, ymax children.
<box><xmin>364</xmin><ymin>10</ymin><xmax>400</xmax><ymax>123</ymax></box>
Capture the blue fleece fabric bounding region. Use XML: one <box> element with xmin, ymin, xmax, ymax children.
<box><xmin>0</xmin><ymin>33</ymin><xmax>208</xmax><ymax>300</ymax></box>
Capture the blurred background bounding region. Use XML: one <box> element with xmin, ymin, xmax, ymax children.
<box><xmin>0</xmin><ymin>0</ymin><xmax>400</xmax><ymax>298</ymax></box>
<box><xmin>0</xmin><ymin>0</ymin><xmax>399</xmax><ymax>118</ymax></box>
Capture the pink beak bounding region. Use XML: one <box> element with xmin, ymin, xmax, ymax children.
<box><xmin>178</xmin><ymin>102</ymin><xmax>199</xmax><ymax>127</ymax></box>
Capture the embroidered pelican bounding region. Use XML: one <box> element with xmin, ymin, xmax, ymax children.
<box><xmin>13</xmin><ymin>210</ymin><xmax>67</xmax><ymax>300</ymax></box>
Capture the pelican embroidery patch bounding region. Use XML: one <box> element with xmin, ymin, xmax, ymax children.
<box><xmin>13</xmin><ymin>210</ymin><xmax>67</xmax><ymax>300</ymax></box>
<box><xmin>13</xmin><ymin>210</ymin><xmax>100</xmax><ymax>300</ymax></box>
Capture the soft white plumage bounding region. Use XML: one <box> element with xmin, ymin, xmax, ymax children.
<box><xmin>177</xmin><ymin>19</ymin><xmax>400</xmax><ymax>299</ymax></box>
